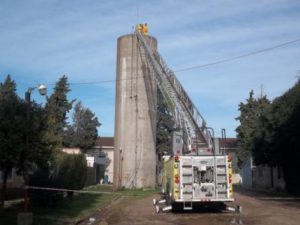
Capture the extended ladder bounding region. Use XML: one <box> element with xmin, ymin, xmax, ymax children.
<box><xmin>135</xmin><ymin>31</ymin><xmax>213</xmax><ymax>154</ymax></box>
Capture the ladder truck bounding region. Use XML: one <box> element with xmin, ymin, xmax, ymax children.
<box><xmin>135</xmin><ymin>25</ymin><xmax>237</xmax><ymax>212</ymax></box>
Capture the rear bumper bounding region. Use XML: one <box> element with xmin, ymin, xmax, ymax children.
<box><xmin>175</xmin><ymin>198</ymin><xmax>235</xmax><ymax>203</ymax></box>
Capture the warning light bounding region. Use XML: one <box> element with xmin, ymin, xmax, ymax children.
<box><xmin>175</xmin><ymin>174</ymin><xmax>180</xmax><ymax>183</ymax></box>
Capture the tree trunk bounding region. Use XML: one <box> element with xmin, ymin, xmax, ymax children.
<box><xmin>0</xmin><ymin>168</ymin><xmax>9</xmax><ymax>210</ymax></box>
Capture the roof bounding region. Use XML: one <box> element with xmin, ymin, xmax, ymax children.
<box><xmin>219</xmin><ymin>138</ymin><xmax>238</xmax><ymax>149</ymax></box>
<box><xmin>95</xmin><ymin>137</ymin><xmax>114</xmax><ymax>147</ymax></box>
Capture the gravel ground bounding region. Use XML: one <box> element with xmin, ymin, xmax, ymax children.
<box><xmin>89</xmin><ymin>188</ymin><xmax>300</xmax><ymax>225</ymax></box>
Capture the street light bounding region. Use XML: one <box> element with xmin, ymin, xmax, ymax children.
<box><xmin>25</xmin><ymin>84</ymin><xmax>47</xmax><ymax>102</ymax></box>
<box><xmin>24</xmin><ymin>84</ymin><xmax>47</xmax><ymax>212</ymax></box>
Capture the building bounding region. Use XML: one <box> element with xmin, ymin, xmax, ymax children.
<box><xmin>62</xmin><ymin>137</ymin><xmax>114</xmax><ymax>185</ymax></box>
<box><xmin>92</xmin><ymin>137</ymin><xmax>114</xmax><ymax>183</ymax></box>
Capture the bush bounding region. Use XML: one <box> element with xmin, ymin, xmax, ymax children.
<box><xmin>56</xmin><ymin>153</ymin><xmax>87</xmax><ymax>198</ymax></box>
<box><xmin>29</xmin><ymin>168</ymin><xmax>64</xmax><ymax>207</ymax></box>
<box><xmin>29</xmin><ymin>153</ymin><xmax>87</xmax><ymax>206</ymax></box>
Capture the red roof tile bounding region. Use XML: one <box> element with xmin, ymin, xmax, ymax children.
<box><xmin>95</xmin><ymin>137</ymin><xmax>114</xmax><ymax>147</ymax></box>
<box><xmin>219</xmin><ymin>138</ymin><xmax>238</xmax><ymax>149</ymax></box>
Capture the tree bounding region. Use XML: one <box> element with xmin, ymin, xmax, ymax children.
<box><xmin>250</xmin><ymin>96</ymin><xmax>272</xmax><ymax>165</ymax></box>
<box><xmin>235</xmin><ymin>91</ymin><xmax>271</xmax><ymax>166</ymax></box>
<box><xmin>0</xmin><ymin>75</ymin><xmax>53</xmax><ymax>208</ymax></box>
<box><xmin>270</xmin><ymin>80</ymin><xmax>300</xmax><ymax>194</ymax></box>
<box><xmin>236</xmin><ymin>91</ymin><xmax>257</xmax><ymax>166</ymax></box>
<box><xmin>156</xmin><ymin>89</ymin><xmax>174</xmax><ymax>158</ymax></box>
<box><xmin>45</xmin><ymin>75</ymin><xmax>75</xmax><ymax>149</ymax></box>
<box><xmin>0</xmin><ymin>75</ymin><xmax>21</xmax><ymax>208</ymax></box>
<box><xmin>236</xmin><ymin>80</ymin><xmax>300</xmax><ymax>194</ymax></box>
<box><xmin>63</xmin><ymin>101</ymin><xmax>100</xmax><ymax>152</ymax></box>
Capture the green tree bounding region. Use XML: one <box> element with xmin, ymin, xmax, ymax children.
<box><xmin>56</xmin><ymin>153</ymin><xmax>87</xmax><ymax>197</ymax></box>
<box><xmin>250</xmin><ymin>96</ymin><xmax>272</xmax><ymax>165</ymax></box>
<box><xmin>63</xmin><ymin>101</ymin><xmax>100</xmax><ymax>152</ymax></box>
<box><xmin>156</xmin><ymin>89</ymin><xmax>174</xmax><ymax>158</ymax></box>
<box><xmin>236</xmin><ymin>80</ymin><xmax>300</xmax><ymax>194</ymax></box>
<box><xmin>270</xmin><ymin>80</ymin><xmax>300</xmax><ymax>194</ymax></box>
<box><xmin>45</xmin><ymin>75</ymin><xmax>75</xmax><ymax>149</ymax></box>
<box><xmin>0</xmin><ymin>75</ymin><xmax>53</xmax><ymax>208</ymax></box>
<box><xmin>235</xmin><ymin>91</ymin><xmax>271</xmax><ymax>166</ymax></box>
<box><xmin>236</xmin><ymin>91</ymin><xmax>257</xmax><ymax>166</ymax></box>
<box><xmin>0</xmin><ymin>75</ymin><xmax>21</xmax><ymax>208</ymax></box>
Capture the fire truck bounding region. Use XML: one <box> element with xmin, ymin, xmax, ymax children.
<box><xmin>135</xmin><ymin>26</ymin><xmax>236</xmax><ymax>212</ymax></box>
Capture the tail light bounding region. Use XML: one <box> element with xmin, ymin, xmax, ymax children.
<box><xmin>175</xmin><ymin>174</ymin><xmax>180</xmax><ymax>183</ymax></box>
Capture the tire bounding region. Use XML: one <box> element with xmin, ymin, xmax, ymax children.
<box><xmin>172</xmin><ymin>202</ymin><xmax>183</xmax><ymax>212</ymax></box>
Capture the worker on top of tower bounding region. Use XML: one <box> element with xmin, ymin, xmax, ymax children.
<box><xmin>135</xmin><ymin>23</ymin><xmax>148</xmax><ymax>35</ymax></box>
<box><xmin>143</xmin><ymin>23</ymin><xmax>148</xmax><ymax>34</ymax></box>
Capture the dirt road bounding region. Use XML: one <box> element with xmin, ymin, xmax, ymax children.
<box><xmin>96</xmin><ymin>188</ymin><xmax>300</xmax><ymax>225</ymax></box>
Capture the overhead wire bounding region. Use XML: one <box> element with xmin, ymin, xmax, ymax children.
<box><xmin>174</xmin><ymin>37</ymin><xmax>300</xmax><ymax>73</ymax></box>
<box><xmin>44</xmin><ymin>37</ymin><xmax>300</xmax><ymax>86</ymax></box>
<box><xmin>44</xmin><ymin>75</ymin><xmax>147</xmax><ymax>86</ymax></box>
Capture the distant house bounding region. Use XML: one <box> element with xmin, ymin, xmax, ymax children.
<box><xmin>62</xmin><ymin>137</ymin><xmax>114</xmax><ymax>185</ymax></box>
<box><xmin>62</xmin><ymin>148</ymin><xmax>81</xmax><ymax>154</ymax></box>
<box><xmin>91</xmin><ymin>137</ymin><xmax>114</xmax><ymax>184</ymax></box>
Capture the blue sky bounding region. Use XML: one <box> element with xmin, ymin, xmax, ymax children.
<box><xmin>1</xmin><ymin>0</ymin><xmax>300</xmax><ymax>137</ymax></box>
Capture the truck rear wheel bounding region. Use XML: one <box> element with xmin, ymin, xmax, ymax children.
<box><xmin>172</xmin><ymin>202</ymin><xmax>183</xmax><ymax>212</ymax></box>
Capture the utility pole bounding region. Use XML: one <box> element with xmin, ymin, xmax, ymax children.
<box><xmin>23</xmin><ymin>85</ymin><xmax>47</xmax><ymax>212</ymax></box>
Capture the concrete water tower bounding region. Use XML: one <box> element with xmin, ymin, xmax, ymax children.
<box><xmin>114</xmin><ymin>27</ymin><xmax>157</xmax><ymax>189</ymax></box>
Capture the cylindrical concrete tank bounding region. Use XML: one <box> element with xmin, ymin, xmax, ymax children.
<box><xmin>114</xmin><ymin>34</ymin><xmax>157</xmax><ymax>189</ymax></box>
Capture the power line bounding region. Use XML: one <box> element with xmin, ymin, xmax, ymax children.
<box><xmin>47</xmin><ymin>37</ymin><xmax>300</xmax><ymax>86</ymax></box>
<box><xmin>45</xmin><ymin>75</ymin><xmax>147</xmax><ymax>86</ymax></box>
<box><xmin>174</xmin><ymin>37</ymin><xmax>300</xmax><ymax>73</ymax></box>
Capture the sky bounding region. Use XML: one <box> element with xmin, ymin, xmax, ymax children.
<box><xmin>1</xmin><ymin>0</ymin><xmax>300</xmax><ymax>137</ymax></box>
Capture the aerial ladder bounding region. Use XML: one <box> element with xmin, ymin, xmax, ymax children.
<box><xmin>135</xmin><ymin>25</ymin><xmax>237</xmax><ymax>212</ymax></box>
<box><xmin>135</xmin><ymin>25</ymin><xmax>212</xmax><ymax>155</ymax></box>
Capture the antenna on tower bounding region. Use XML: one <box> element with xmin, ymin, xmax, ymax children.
<box><xmin>136</xmin><ymin>0</ymin><xmax>139</xmax><ymax>25</ymax></box>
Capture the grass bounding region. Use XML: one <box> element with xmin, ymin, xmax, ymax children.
<box><xmin>0</xmin><ymin>185</ymin><xmax>157</xmax><ymax>225</ymax></box>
